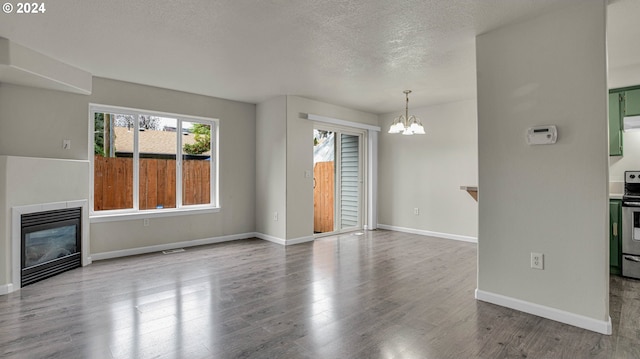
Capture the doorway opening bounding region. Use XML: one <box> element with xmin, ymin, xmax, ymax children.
<box><xmin>313</xmin><ymin>127</ymin><xmax>364</xmax><ymax>235</ymax></box>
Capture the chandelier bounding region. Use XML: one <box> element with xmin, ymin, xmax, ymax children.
<box><xmin>388</xmin><ymin>90</ymin><xmax>425</xmax><ymax>135</ymax></box>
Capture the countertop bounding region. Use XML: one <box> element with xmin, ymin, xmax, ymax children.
<box><xmin>460</xmin><ymin>186</ymin><xmax>478</xmax><ymax>201</ymax></box>
<box><xmin>459</xmin><ymin>186</ymin><xmax>478</xmax><ymax>191</ymax></box>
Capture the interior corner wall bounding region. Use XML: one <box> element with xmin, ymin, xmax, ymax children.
<box><xmin>285</xmin><ymin>96</ymin><xmax>378</xmax><ymax>241</ymax></box>
<box><xmin>256</xmin><ymin>96</ymin><xmax>287</xmax><ymax>240</ymax></box>
<box><xmin>90</xmin><ymin>78</ymin><xmax>256</xmax><ymax>252</ymax></box>
<box><xmin>377</xmin><ymin>99</ymin><xmax>478</xmax><ymax>239</ymax></box>
<box><xmin>476</xmin><ymin>0</ymin><xmax>609</xmax><ymax>329</ymax></box>
<box><xmin>0</xmin><ymin>78</ymin><xmax>256</xmax><ymax>258</ymax></box>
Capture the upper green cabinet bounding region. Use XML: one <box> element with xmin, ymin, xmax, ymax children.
<box><xmin>609</xmin><ymin>85</ymin><xmax>640</xmax><ymax>156</ymax></box>
<box><xmin>626</xmin><ymin>88</ymin><xmax>640</xmax><ymax>117</ymax></box>
<box><xmin>609</xmin><ymin>92</ymin><xmax>623</xmax><ymax>156</ymax></box>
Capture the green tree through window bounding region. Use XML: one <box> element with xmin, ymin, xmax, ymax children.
<box><xmin>183</xmin><ymin>123</ymin><xmax>211</xmax><ymax>155</ymax></box>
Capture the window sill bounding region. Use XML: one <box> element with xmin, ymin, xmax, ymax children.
<box><xmin>90</xmin><ymin>207</ymin><xmax>221</xmax><ymax>223</ymax></box>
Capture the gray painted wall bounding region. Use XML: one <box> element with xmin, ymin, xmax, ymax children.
<box><xmin>476</xmin><ymin>0</ymin><xmax>608</xmax><ymax>322</ymax></box>
<box><xmin>0</xmin><ymin>78</ymin><xmax>257</xmax><ymax>256</ymax></box>
<box><xmin>256</xmin><ymin>96</ymin><xmax>287</xmax><ymax>239</ymax></box>
<box><xmin>378</xmin><ymin>99</ymin><xmax>478</xmax><ymax>238</ymax></box>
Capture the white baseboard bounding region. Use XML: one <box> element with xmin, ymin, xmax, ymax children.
<box><xmin>475</xmin><ymin>289</ymin><xmax>612</xmax><ymax>335</ymax></box>
<box><xmin>91</xmin><ymin>232</ymin><xmax>255</xmax><ymax>261</ymax></box>
<box><xmin>286</xmin><ymin>236</ymin><xmax>314</xmax><ymax>245</ymax></box>
<box><xmin>254</xmin><ymin>233</ymin><xmax>314</xmax><ymax>246</ymax></box>
<box><xmin>0</xmin><ymin>283</ymin><xmax>14</xmax><ymax>295</ymax></box>
<box><xmin>377</xmin><ymin>224</ymin><xmax>477</xmax><ymax>243</ymax></box>
<box><xmin>255</xmin><ymin>233</ymin><xmax>286</xmax><ymax>245</ymax></box>
<box><xmin>92</xmin><ymin>231</ymin><xmax>315</xmax><ymax>261</ymax></box>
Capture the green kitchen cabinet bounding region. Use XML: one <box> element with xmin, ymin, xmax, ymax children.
<box><xmin>609</xmin><ymin>92</ymin><xmax>623</xmax><ymax>156</ymax></box>
<box><xmin>610</xmin><ymin>199</ymin><xmax>622</xmax><ymax>276</ymax></box>
<box><xmin>625</xmin><ymin>88</ymin><xmax>640</xmax><ymax>117</ymax></box>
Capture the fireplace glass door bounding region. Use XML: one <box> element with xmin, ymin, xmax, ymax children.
<box><xmin>24</xmin><ymin>223</ymin><xmax>77</xmax><ymax>268</ymax></box>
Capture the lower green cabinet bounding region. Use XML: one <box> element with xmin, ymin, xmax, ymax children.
<box><xmin>610</xmin><ymin>199</ymin><xmax>622</xmax><ymax>275</ymax></box>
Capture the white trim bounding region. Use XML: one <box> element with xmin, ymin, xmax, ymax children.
<box><xmin>367</xmin><ymin>131</ymin><xmax>378</xmax><ymax>230</ymax></box>
<box><xmin>92</xmin><ymin>232</ymin><xmax>254</xmax><ymax>261</ymax></box>
<box><xmin>89</xmin><ymin>103</ymin><xmax>220</xmax><ymax>216</ymax></box>
<box><xmin>255</xmin><ymin>233</ymin><xmax>287</xmax><ymax>245</ymax></box>
<box><xmin>0</xmin><ymin>284</ymin><xmax>13</xmax><ymax>296</ymax></box>
<box><xmin>475</xmin><ymin>289</ymin><xmax>612</xmax><ymax>335</ymax></box>
<box><xmin>254</xmin><ymin>233</ymin><xmax>314</xmax><ymax>246</ymax></box>
<box><xmin>306</xmin><ymin>113</ymin><xmax>381</xmax><ymax>132</ymax></box>
<box><xmin>92</xmin><ymin>232</ymin><xmax>315</xmax><ymax>261</ymax></box>
<box><xmin>90</xmin><ymin>207</ymin><xmax>221</xmax><ymax>223</ymax></box>
<box><xmin>377</xmin><ymin>224</ymin><xmax>477</xmax><ymax>243</ymax></box>
<box><xmin>89</xmin><ymin>103</ymin><xmax>218</xmax><ymax>124</ymax></box>
<box><xmin>285</xmin><ymin>236</ymin><xmax>315</xmax><ymax>245</ymax></box>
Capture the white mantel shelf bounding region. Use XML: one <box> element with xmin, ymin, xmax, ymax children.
<box><xmin>460</xmin><ymin>186</ymin><xmax>478</xmax><ymax>201</ymax></box>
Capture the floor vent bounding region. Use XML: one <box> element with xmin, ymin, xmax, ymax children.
<box><xmin>162</xmin><ymin>248</ymin><xmax>185</xmax><ymax>254</ymax></box>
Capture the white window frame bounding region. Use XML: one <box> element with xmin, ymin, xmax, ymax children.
<box><xmin>89</xmin><ymin>104</ymin><xmax>219</xmax><ymax>223</ymax></box>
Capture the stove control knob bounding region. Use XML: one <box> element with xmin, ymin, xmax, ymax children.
<box><xmin>632</xmin><ymin>175</ymin><xmax>637</xmax><ymax>179</ymax></box>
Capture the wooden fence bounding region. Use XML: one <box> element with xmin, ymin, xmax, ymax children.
<box><xmin>313</xmin><ymin>161</ymin><xmax>334</xmax><ymax>233</ymax></box>
<box><xmin>94</xmin><ymin>156</ymin><xmax>210</xmax><ymax>211</ymax></box>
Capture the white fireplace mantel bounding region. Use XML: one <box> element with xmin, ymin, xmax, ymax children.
<box><xmin>0</xmin><ymin>155</ymin><xmax>91</xmax><ymax>295</ymax></box>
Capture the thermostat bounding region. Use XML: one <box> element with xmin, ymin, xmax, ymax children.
<box><xmin>526</xmin><ymin>125</ymin><xmax>557</xmax><ymax>145</ymax></box>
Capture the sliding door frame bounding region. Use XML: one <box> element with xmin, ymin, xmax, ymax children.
<box><xmin>313</xmin><ymin>123</ymin><xmax>367</xmax><ymax>237</ymax></box>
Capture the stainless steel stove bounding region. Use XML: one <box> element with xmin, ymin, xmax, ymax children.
<box><xmin>622</xmin><ymin>171</ymin><xmax>640</xmax><ymax>279</ymax></box>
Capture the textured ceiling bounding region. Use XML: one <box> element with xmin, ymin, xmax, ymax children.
<box><xmin>0</xmin><ymin>0</ymin><xmax>637</xmax><ymax>114</ymax></box>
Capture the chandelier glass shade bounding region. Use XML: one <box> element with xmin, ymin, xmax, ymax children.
<box><xmin>388</xmin><ymin>90</ymin><xmax>425</xmax><ymax>135</ymax></box>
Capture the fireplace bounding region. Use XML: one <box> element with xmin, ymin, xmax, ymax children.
<box><xmin>21</xmin><ymin>207</ymin><xmax>82</xmax><ymax>286</ymax></box>
<box><xmin>11</xmin><ymin>200</ymin><xmax>90</xmax><ymax>292</ymax></box>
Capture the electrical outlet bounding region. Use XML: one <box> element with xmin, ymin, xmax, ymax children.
<box><xmin>531</xmin><ymin>252</ymin><xmax>544</xmax><ymax>270</ymax></box>
<box><xmin>143</xmin><ymin>218</ymin><xmax>149</xmax><ymax>227</ymax></box>
<box><xmin>414</xmin><ymin>208</ymin><xmax>419</xmax><ymax>215</ymax></box>
<box><xmin>273</xmin><ymin>211</ymin><xmax>278</xmax><ymax>221</ymax></box>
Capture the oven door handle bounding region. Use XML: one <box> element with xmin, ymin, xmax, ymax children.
<box><xmin>624</xmin><ymin>255</ymin><xmax>640</xmax><ymax>263</ymax></box>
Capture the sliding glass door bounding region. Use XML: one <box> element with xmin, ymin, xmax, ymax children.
<box><xmin>313</xmin><ymin>127</ymin><xmax>364</xmax><ymax>235</ymax></box>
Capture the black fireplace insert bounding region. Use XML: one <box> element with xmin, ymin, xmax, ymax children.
<box><xmin>21</xmin><ymin>207</ymin><xmax>82</xmax><ymax>286</ymax></box>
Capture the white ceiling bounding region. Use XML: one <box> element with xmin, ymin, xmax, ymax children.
<box><xmin>0</xmin><ymin>0</ymin><xmax>638</xmax><ymax>114</ymax></box>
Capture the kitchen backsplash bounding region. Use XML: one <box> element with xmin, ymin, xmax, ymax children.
<box><xmin>610</xmin><ymin>130</ymin><xmax>640</xmax><ymax>182</ymax></box>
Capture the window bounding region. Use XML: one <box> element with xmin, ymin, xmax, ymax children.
<box><xmin>90</xmin><ymin>105</ymin><xmax>218</xmax><ymax>217</ymax></box>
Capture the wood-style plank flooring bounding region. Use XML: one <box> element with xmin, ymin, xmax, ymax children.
<box><xmin>1</xmin><ymin>230</ymin><xmax>639</xmax><ymax>358</ymax></box>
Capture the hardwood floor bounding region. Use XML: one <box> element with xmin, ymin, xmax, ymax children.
<box><xmin>1</xmin><ymin>229</ymin><xmax>639</xmax><ymax>358</ymax></box>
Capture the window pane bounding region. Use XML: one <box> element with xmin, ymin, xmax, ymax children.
<box><xmin>340</xmin><ymin>134</ymin><xmax>359</xmax><ymax>229</ymax></box>
<box><xmin>93</xmin><ymin>112</ymin><xmax>134</xmax><ymax>211</ymax></box>
<box><xmin>181</xmin><ymin>121</ymin><xmax>211</xmax><ymax>206</ymax></box>
<box><xmin>139</xmin><ymin>116</ymin><xmax>177</xmax><ymax>210</ymax></box>
<box><xmin>313</xmin><ymin>129</ymin><xmax>335</xmax><ymax>233</ymax></box>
